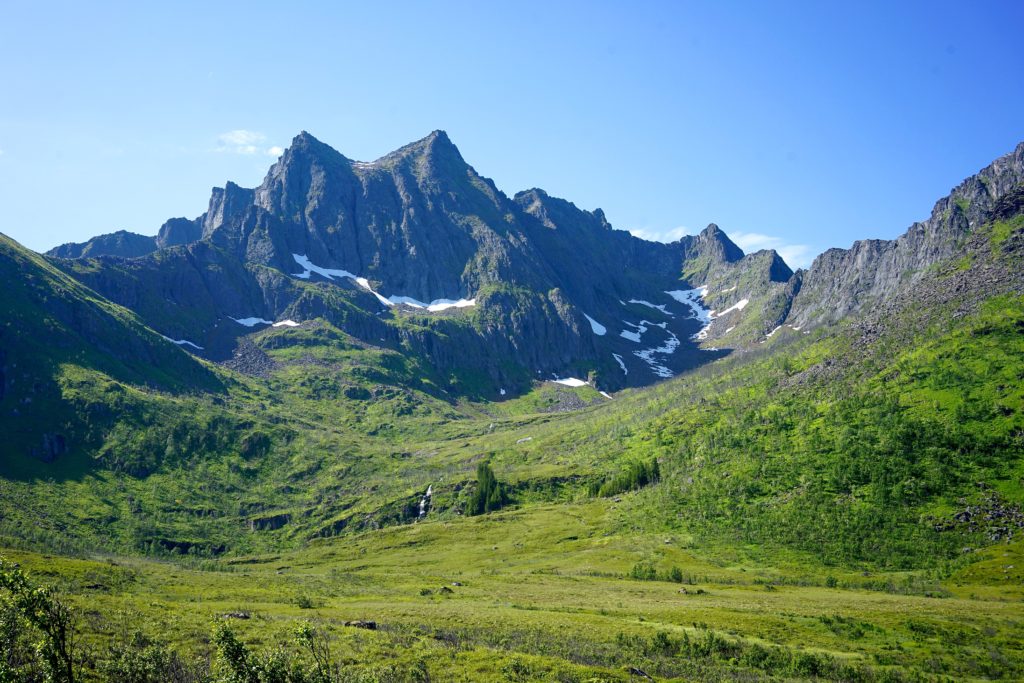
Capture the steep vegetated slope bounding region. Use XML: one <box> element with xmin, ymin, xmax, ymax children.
<box><xmin>0</xmin><ymin>139</ymin><xmax>1022</xmax><ymax>681</ymax></box>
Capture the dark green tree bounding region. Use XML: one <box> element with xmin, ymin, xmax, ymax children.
<box><xmin>469</xmin><ymin>462</ymin><xmax>506</xmax><ymax>515</ymax></box>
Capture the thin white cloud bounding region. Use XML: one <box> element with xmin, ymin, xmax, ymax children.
<box><xmin>730</xmin><ymin>231</ymin><xmax>815</xmax><ymax>269</ymax></box>
<box><xmin>217</xmin><ymin>130</ymin><xmax>279</xmax><ymax>155</ymax></box>
<box><xmin>267</xmin><ymin>146</ymin><xmax>285</xmax><ymax>157</ymax></box>
<box><xmin>627</xmin><ymin>225</ymin><xmax>695</xmax><ymax>243</ymax></box>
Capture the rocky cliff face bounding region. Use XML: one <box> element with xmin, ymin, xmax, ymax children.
<box><xmin>48</xmin><ymin>131</ymin><xmax>755</xmax><ymax>390</ymax></box>
<box><xmin>48</xmin><ymin>229</ymin><xmax>157</xmax><ymax>259</ymax></box>
<box><xmin>788</xmin><ymin>142</ymin><xmax>1024</xmax><ymax>329</ymax></box>
<box><xmin>41</xmin><ymin>131</ymin><xmax>1024</xmax><ymax>393</ymax></box>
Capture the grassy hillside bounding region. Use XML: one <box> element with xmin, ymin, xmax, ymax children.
<box><xmin>1</xmin><ymin>215</ymin><xmax>1023</xmax><ymax>680</ymax></box>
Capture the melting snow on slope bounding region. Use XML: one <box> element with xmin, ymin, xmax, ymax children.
<box><xmin>388</xmin><ymin>295</ymin><xmax>476</xmax><ymax>311</ymax></box>
<box><xmin>600</xmin><ymin>391</ymin><xmax>613</xmax><ymax>399</ymax></box>
<box><xmin>716</xmin><ymin>298</ymin><xmax>749</xmax><ymax>316</ymax></box>
<box><xmin>272</xmin><ymin>320</ymin><xmax>300</xmax><ymax>327</ymax></box>
<box><xmin>161</xmin><ymin>335</ymin><xmax>204</xmax><ymax>350</ymax></box>
<box><xmin>292</xmin><ymin>254</ymin><xmax>475</xmax><ymax>312</ymax></box>
<box><xmin>620</xmin><ymin>328</ymin><xmax>642</xmax><ymax>343</ymax></box>
<box><xmin>666</xmin><ymin>287</ymin><xmax>750</xmax><ymax>341</ymax></box>
<box><xmin>612</xmin><ymin>353</ymin><xmax>628</xmax><ymax>375</ymax></box>
<box><xmin>665</xmin><ymin>287</ymin><xmax>712</xmax><ymax>326</ymax></box>
<box><xmin>583</xmin><ymin>313</ymin><xmax>607</xmax><ymax>336</ymax></box>
<box><xmin>551</xmin><ymin>377</ymin><xmax>588</xmax><ymax>387</ymax></box>
<box><xmin>231</xmin><ymin>317</ymin><xmax>273</xmax><ymax>327</ymax></box>
<box><xmin>627</xmin><ymin>299</ymin><xmax>672</xmax><ymax>316</ymax></box>
<box><xmin>619</xmin><ymin>319</ymin><xmax>666</xmax><ymax>343</ymax></box>
<box><xmin>633</xmin><ymin>328</ymin><xmax>679</xmax><ymax>378</ymax></box>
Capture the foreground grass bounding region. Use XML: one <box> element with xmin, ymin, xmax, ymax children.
<box><xmin>6</xmin><ymin>500</ymin><xmax>1024</xmax><ymax>681</ymax></box>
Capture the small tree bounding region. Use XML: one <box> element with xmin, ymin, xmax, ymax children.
<box><xmin>468</xmin><ymin>462</ymin><xmax>507</xmax><ymax>515</ymax></box>
<box><xmin>0</xmin><ymin>557</ymin><xmax>78</xmax><ymax>683</ymax></box>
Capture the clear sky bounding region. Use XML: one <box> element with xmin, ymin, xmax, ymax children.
<box><xmin>1</xmin><ymin>1</ymin><xmax>1021</xmax><ymax>267</ymax></box>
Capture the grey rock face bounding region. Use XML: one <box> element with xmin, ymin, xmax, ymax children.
<box><xmin>48</xmin><ymin>230</ymin><xmax>157</xmax><ymax>259</ymax></box>
<box><xmin>789</xmin><ymin>142</ymin><xmax>1024</xmax><ymax>329</ymax></box>
<box><xmin>156</xmin><ymin>217</ymin><xmax>202</xmax><ymax>249</ymax></box>
<box><xmin>44</xmin><ymin>130</ymin><xmax>1023</xmax><ymax>392</ymax></box>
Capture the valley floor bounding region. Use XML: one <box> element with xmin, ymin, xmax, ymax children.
<box><xmin>6</xmin><ymin>500</ymin><xmax>1023</xmax><ymax>682</ymax></box>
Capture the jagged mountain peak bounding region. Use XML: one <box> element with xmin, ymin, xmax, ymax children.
<box><xmin>514</xmin><ymin>188</ymin><xmax>611</xmax><ymax>233</ymax></box>
<box><xmin>693</xmin><ymin>222</ymin><xmax>745</xmax><ymax>263</ymax></box>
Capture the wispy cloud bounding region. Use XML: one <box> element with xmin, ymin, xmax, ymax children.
<box><xmin>627</xmin><ymin>225</ymin><xmax>695</xmax><ymax>243</ymax></box>
<box><xmin>729</xmin><ymin>231</ymin><xmax>815</xmax><ymax>269</ymax></box>
<box><xmin>217</xmin><ymin>130</ymin><xmax>283</xmax><ymax>157</ymax></box>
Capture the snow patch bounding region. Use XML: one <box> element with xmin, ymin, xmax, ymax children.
<box><xmin>633</xmin><ymin>328</ymin><xmax>679</xmax><ymax>379</ymax></box>
<box><xmin>721</xmin><ymin>285</ymin><xmax>737</xmax><ymax>293</ymax></box>
<box><xmin>666</xmin><ymin>287</ymin><xmax>749</xmax><ymax>341</ymax></box>
<box><xmin>600</xmin><ymin>391</ymin><xmax>613</xmax><ymax>399</ymax></box>
<box><xmin>272</xmin><ymin>320</ymin><xmax>300</xmax><ymax>328</ymax></box>
<box><xmin>760</xmin><ymin>325</ymin><xmax>783</xmax><ymax>343</ymax></box>
<box><xmin>620</xmin><ymin>328</ymin><xmax>642</xmax><ymax>343</ymax></box>
<box><xmin>292</xmin><ymin>254</ymin><xmax>475</xmax><ymax>313</ymax></box>
<box><xmin>612</xmin><ymin>353</ymin><xmax>628</xmax><ymax>375</ymax></box>
<box><xmin>665</xmin><ymin>287</ymin><xmax>713</xmax><ymax>334</ymax></box>
<box><xmin>161</xmin><ymin>335</ymin><xmax>204</xmax><ymax>350</ymax></box>
<box><xmin>716</xmin><ymin>298</ymin><xmax>749</xmax><ymax>316</ymax></box>
<box><xmin>627</xmin><ymin>299</ymin><xmax>671</xmax><ymax>316</ymax></box>
<box><xmin>516</xmin><ymin>437</ymin><xmax>533</xmax><ymax>444</ymax></box>
<box><xmin>389</xmin><ymin>295</ymin><xmax>476</xmax><ymax>312</ymax></box>
<box><xmin>551</xmin><ymin>377</ymin><xmax>588</xmax><ymax>387</ymax></box>
<box><xmin>725</xmin><ymin>326</ymin><xmax>736</xmax><ymax>333</ymax></box>
<box><xmin>619</xmin><ymin>319</ymin><xmax>667</xmax><ymax>343</ymax></box>
<box><xmin>500</xmin><ymin>388</ymin><xmax>507</xmax><ymax>396</ymax></box>
<box><xmin>583</xmin><ymin>313</ymin><xmax>607</xmax><ymax>335</ymax></box>
<box><xmin>231</xmin><ymin>317</ymin><xmax>272</xmax><ymax>327</ymax></box>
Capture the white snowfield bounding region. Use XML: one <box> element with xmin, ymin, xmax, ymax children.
<box><xmin>666</xmin><ymin>287</ymin><xmax>750</xmax><ymax>341</ymax></box>
<box><xmin>716</xmin><ymin>298</ymin><xmax>749</xmax><ymax>316</ymax></box>
<box><xmin>620</xmin><ymin>328</ymin><xmax>642</xmax><ymax>343</ymax></box>
<box><xmin>551</xmin><ymin>377</ymin><xmax>588</xmax><ymax>387</ymax></box>
<box><xmin>627</xmin><ymin>299</ymin><xmax>672</xmax><ymax>316</ymax></box>
<box><xmin>291</xmin><ymin>254</ymin><xmax>475</xmax><ymax>312</ymax></box>
<box><xmin>231</xmin><ymin>317</ymin><xmax>301</xmax><ymax>328</ymax></box>
<box><xmin>619</xmin><ymin>319</ymin><xmax>667</xmax><ymax>343</ymax></box>
<box><xmin>231</xmin><ymin>317</ymin><xmax>274</xmax><ymax>327</ymax></box>
<box><xmin>612</xmin><ymin>353</ymin><xmax>628</xmax><ymax>375</ymax></box>
<box><xmin>161</xmin><ymin>335</ymin><xmax>204</xmax><ymax>350</ymax></box>
<box><xmin>583</xmin><ymin>313</ymin><xmax>607</xmax><ymax>335</ymax></box>
<box><xmin>633</xmin><ymin>328</ymin><xmax>680</xmax><ymax>379</ymax></box>
<box><xmin>665</xmin><ymin>287</ymin><xmax>712</xmax><ymax>326</ymax></box>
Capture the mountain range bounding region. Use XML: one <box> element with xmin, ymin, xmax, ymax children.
<box><xmin>2</xmin><ymin>132</ymin><xmax>1024</xmax><ymax>680</ymax></box>
<box><xmin>39</xmin><ymin>131</ymin><xmax>1024</xmax><ymax>399</ymax></box>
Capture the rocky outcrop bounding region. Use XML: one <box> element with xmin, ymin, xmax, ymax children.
<box><xmin>156</xmin><ymin>217</ymin><xmax>202</xmax><ymax>248</ymax></box>
<box><xmin>789</xmin><ymin>142</ymin><xmax>1024</xmax><ymax>329</ymax></box>
<box><xmin>46</xmin><ymin>132</ymin><xmax>1022</xmax><ymax>391</ymax></box>
<box><xmin>48</xmin><ymin>230</ymin><xmax>157</xmax><ymax>259</ymax></box>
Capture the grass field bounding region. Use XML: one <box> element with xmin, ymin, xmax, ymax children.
<box><xmin>5</xmin><ymin>499</ymin><xmax>1023</xmax><ymax>681</ymax></box>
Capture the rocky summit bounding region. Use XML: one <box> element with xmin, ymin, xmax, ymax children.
<box><xmin>41</xmin><ymin>133</ymin><xmax>1022</xmax><ymax>399</ymax></box>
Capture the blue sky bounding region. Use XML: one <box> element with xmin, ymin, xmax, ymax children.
<box><xmin>1</xmin><ymin>1</ymin><xmax>1021</xmax><ymax>267</ymax></box>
